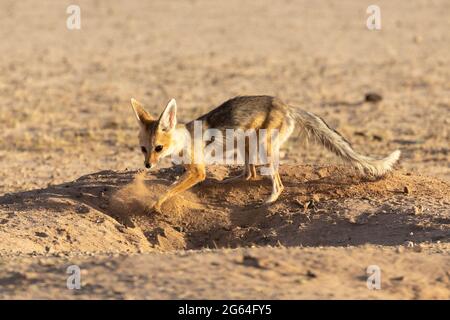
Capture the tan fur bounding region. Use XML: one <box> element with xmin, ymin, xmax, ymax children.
<box><xmin>131</xmin><ymin>96</ymin><xmax>400</xmax><ymax>212</ymax></box>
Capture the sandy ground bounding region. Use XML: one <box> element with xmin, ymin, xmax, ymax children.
<box><xmin>0</xmin><ymin>0</ymin><xmax>449</xmax><ymax>299</ymax></box>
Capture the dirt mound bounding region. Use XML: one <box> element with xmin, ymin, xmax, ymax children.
<box><xmin>0</xmin><ymin>165</ymin><xmax>448</xmax><ymax>255</ymax></box>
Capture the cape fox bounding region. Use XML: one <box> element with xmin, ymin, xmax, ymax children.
<box><xmin>130</xmin><ymin>95</ymin><xmax>400</xmax><ymax>212</ymax></box>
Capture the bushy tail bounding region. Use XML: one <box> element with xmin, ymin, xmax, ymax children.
<box><xmin>290</xmin><ymin>107</ymin><xmax>400</xmax><ymax>176</ymax></box>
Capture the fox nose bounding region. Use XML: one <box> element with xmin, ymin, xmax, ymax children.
<box><xmin>145</xmin><ymin>162</ymin><xmax>152</xmax><ymax>169</ymax></box>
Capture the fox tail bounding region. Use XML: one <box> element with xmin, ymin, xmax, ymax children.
<box><xmin>290</xmin><ymin>107</ymin><xmax>400</xmax><ymax>176</ymax></box>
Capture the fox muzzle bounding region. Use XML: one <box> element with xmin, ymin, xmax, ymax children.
<box><xmin>144</xmin><ymin>161</ymin><xmax>153</xmax><ymax>169</ymax></box>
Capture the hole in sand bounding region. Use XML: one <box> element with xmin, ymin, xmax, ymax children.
<box><xmin>102</xmin><ymin>166</ymin><xmax>449</xmax><ymax>252</ymax></box>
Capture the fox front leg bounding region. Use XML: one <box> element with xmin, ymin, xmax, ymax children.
<box><xmin>152</xmin><ymin>197</ymin><xmax>167</xmax><ymax>214</ymax></box>
<box><xmin>148</xmin><ymin>164</ymin><xmax>206</xmax><ymax>214</ymax></box>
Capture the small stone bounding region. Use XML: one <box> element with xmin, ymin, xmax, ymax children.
<box><xmin>412</xmin><ymin>205</ymin><xmax>423</xmax><ymax>215</ymax></box>
<box><xmin>348</xmin><ymin>213</ymin><xmax>369</xmax><ymax>225</ymax></box>
<box><xmin>242</xmin><ymin>254</ymin><xmax>262</xmax><ymax>268</ymax></box>
<box><xmin>355</xmin><ymin>214</ymin><xmax>369</xmax><ymax>225</ymax></box>
<box><xmin>390</xmin><ymin>276</ymin><xmax>404</xmax><ymax>281</ymax></box>
<box><xmin>173</xmin><ymin>226</ymin><xmax>184</xmax><ymax>232</ymax></box>
<box><xmin>403</xmin><ymin>186</ymin><xmax>410</xmax><ymax>194</ymax></box>
<box><xmin>115</xmin><ymin>225</ymin><xmax>126</xmax><ymax>233</ymax></box>
<box><xmin>404</xmin><ymin>241</ymin><xmax>414</xmax><ymax>248</ymax></box>
<box><xmin>35</xmin><ymin>231</ymin><xmax>48</xmax><ymax>238</ymax></box>
<box><xmin>306</xmin><ymin>270</ymin><xmax>317</xmax><ymax>278</ymax></box>
<box><xmin>364</xmin><ymin>92</ymin><xmax>383</xmax><ymax>103</ymax></box>
<box><xmin>75</xmin><ymin>204</ymin><xmax>90</xmax><ymax>214</ymax></box>
<box><xmin>303</xmin><ymin>200</ymin><xmax>315</xmax><ymax>212</ymax></box>
<box><xmin>372</xmin><ymin>134</ymin><xmax>383</xmax><ymax>142</ymax></box>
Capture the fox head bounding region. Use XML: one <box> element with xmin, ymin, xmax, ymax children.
<box><xmin>130</xmin><ymin>98</ymin><xmax>178</xmax><ymax>169</ymax></box>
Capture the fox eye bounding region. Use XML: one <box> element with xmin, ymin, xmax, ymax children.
<box><xmin>155</xmin><ymin>145</ymin><xmax>163</xmax><ymax>153</ymax></box>
<box><xmin>140</xmin><ymin>146</ymin><xmax>147</xmax><ymax>153</ymax></box>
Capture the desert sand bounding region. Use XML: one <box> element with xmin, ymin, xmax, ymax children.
<box><xmin>0</xmin><ymin>0</ymin><xmax>449</xmax><ymax>299</ymax></box>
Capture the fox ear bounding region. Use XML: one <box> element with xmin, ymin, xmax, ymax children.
<box><xmin>159</xmin><ymin>98</ymin><xmax>177</xmax><ymax>131</ymax></box>
<box><xmin>131</xmin><ymin>98</ymin><xmax>153</xmax><ymax>124</ymax></box>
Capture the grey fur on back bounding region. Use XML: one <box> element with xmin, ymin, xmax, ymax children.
<box><xmin>188</xmin><ymin>95</ymin><xmax>400</xmax><ymax>176</ymax></box>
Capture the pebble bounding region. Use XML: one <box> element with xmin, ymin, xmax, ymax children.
<box><xmin>115</xmin><ymin>225</ymin><xmax>126</xmax><ymax>233</ymax></box>
<box><xmin>35</xmin><ymin>231</ymin><xmax>48</xmax><ymax>238</ymax></box>
<box><xmin>390</xmin><ymin>276</ymin><xmax>405</xmax><ymax>281</ymax></box>
<box><xmin>412</xmin><ymin>205</ymin><xmax>423</xmax><ymax>215</ymax></box>
<box><xmin>404</xmin><ymin>241</ymin><xmax>414</xmax><ymax>248</ymax></box>
<box><xmin>75</xmin><ymin>204</ymin><xmax>90</xmax><ymax>214</ymax></box>
<box><xmin>364</xmin><ymin>92</ymin><xmax>383</xmax><ymax>103</ymax></box>
<box><xmin>306</xmin><ymin>270</ymin><xmax>317</xmax><ymax>278</ymax></box>
<box><xmin>95</xmin><ymin>218</ymin><xmax>105</xmax><ymax>224</ymax></box>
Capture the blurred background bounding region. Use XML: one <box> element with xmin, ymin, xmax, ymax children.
<box><xmin>0</xmin><ymin>0</ymin><xmax>448</xmax><ymax>194</ymax></box>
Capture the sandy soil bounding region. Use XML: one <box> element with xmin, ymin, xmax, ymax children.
<box><xmin>0</xmin><ymin>0</ymin><xmax>449</xmax><ymax>299</ymax></box>
<box><xmin>1</xmin><ymin>166</ymin><xmax>449</xmax><ymax>299</ymax></box>
<box><xmin>1</xmin><ymin>246</ymin><xmax>449</xmax><ymax>299</ymax></box>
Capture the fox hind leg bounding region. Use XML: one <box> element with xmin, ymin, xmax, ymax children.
<box><xmin>261</xmin><ymin>127</ymin><xmax>284</xmax><ymax>204</ymax></box>
<box><xmin>265</xmin><ymin>167</ymin><xmax>284</xmax><ymax>204</ymax></box>
<box><xmin>220</xmin><ymin>141</ymin><xmax>258</xmax><ymax>183</ymax></box>
<box><xmin>219</xmin><ymin>164</ymin><xmax>258</xmax><ymax>183</ymax></box>
<box><xmin>218</xmin><ymin>169</ymin><xmax>246</xmax><ymax>184</ymax></box>
<box><xmin>244</xmin><ymin>164</ymin><xmax>257</xmax><ymax>180</ymax></box>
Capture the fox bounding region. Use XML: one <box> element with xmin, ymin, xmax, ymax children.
<box><xmin>130</xmin><ymin>95</ymin><xmax>400</xmax><ymax>213</ymax></box>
